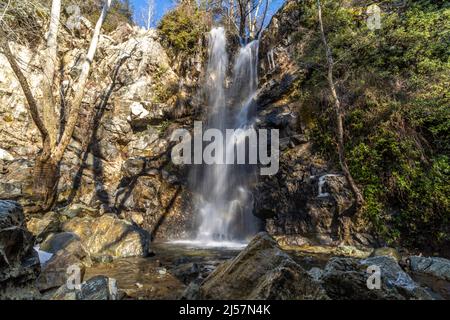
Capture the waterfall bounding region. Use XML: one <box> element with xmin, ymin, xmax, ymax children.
<box><xmin>188</xmin><ymin>27</ymin><xmax>260</xmax><ymax>247</ymax></box>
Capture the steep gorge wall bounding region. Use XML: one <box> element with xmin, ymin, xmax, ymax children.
<box><xmin>0</xmin><ymin>23</ymin><xmax>199</xmax><ymax>240</ymax></box>
<box><xmin>255</xmin><ymin>0</ymin><xmax>373</xmax><ymax>247</ymax></box>
<box><xmin>0</xmin><ymin>1</ymin><xmax>370</xmax><ymax>246</ymax></box>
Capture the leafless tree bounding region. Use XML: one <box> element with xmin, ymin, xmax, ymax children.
<box><xmin>316</xmin><ymin>0</ymin><xmax>365</xmax><ymax>209</ymax></box>
<box><xmin>0</xmin><ymin>0</ymin><xmax>113</xmax><ymax>211</ymax></box>
<box><xmin>198</xmin><ymin>0</ymin><xmax>270</xmax><ymax>40</ymax></box>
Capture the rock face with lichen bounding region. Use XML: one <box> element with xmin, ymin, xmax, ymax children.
<box><xmin>0</xmin><ymin>23</ymin><xmax>196</xmax><ymax>241</ymax></box>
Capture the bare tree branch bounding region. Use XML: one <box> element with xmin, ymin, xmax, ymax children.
<box><xmin>53</xmin><ymin>0</ymin><xmax>112</xmax><ymax>162</ymax></box>
<box><xmin>0</xmin><ymin>27</ymin><xmax>51</xmax><ymax>157</ymax></box>
<box><xmin>42</xmin><ymin>0</ymin><xmax>61</xmax><ymax>148</ymax></box>
<box><xmin>317</xmin><ymin>0</ymin><xmax>364</xmax><ymax>209</ymax></box>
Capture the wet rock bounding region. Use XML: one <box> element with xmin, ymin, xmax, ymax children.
<box><xmin>51</xmin><ymin>275</ymin><xmax>119</xmax><ymax>300</ymax></box>
<box><xmin>370</xmin><ymin>247</ymin><xmax>401</xmax><ymax>262</ymax></box>
<box><xmin>0</xmin><ymin>201</ymin><xmax>40</xmax><ymax>299</ymax></box>
<box><xmin>409</xmin><ymin>256</ymin><xmax>450</xmax><ymax>282</ymax></box>
<box><xmin>194</xmin><ymin>232</ymin><xmax>328</xmax><ymax>300</ymax></box>
<box><xmin>255</xmin><ymin>143</ymin><xmax>365</xmax><ymax>246</ymax></box>
<box><xmin>62</xmin><ymin>214</ymin><xmax>150</xmax><ymax>259</ymax></box>
<box><xmin>172</xmin><ymin>263</ymin><xmax>201</xmax><ymax>284</ymax></box>
<box><xmin>321</xmin><ymin>256</ymin><xmax>432</xmax><ymax>300</ymax></box>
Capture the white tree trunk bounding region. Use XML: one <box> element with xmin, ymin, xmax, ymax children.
<box><xmin>42</xmin><ymin>0</ymin><xmax>61</xmax><ymax>148</ymax></box>
<box><xmin>54</xmin><ymin>0</ymin><xmax>112</xmax><ymax>162</ymax></box>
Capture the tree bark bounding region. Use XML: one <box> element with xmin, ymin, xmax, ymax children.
<box><xmin>1</xmin><ymin>1</ymin><xmax>112</xmax><ymax>211</ymax></box>
<box><xmin>317</xmin><ymin>0</ymin><xmax>364</xmax><ymax>209</ymax></box>
<box><xmin>53</xmin><ymin>0</ymin><xmax>112</xmax><ymax>163</ymax></box>
<box><xmin>42</xmin><ymin>0</ymin><xmax>61</xmax><ymax>149</ymax></box>
<box><xmin>0</xmin><ymin>28</ymin><xmax>56</xmax><ymax>211</ymax></box>
<box><xmin>0</xmin><ymin>28</ymin><xmax>51</xmax><ymax>159</ymax></box>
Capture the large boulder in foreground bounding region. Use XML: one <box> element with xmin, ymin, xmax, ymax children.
<box><xmin>193</xmin><ymin>232</ymin><xmax>328</xmax><ymax>300</ymax></box>
<box><xmin>321</xmin><ymin>256</ymin><xmax>432</xmax><ymax>300</ymax></box>
<box><xmin>0</xmin><ymin>200</ymin><xmax>40</xmax><ymax>299</ymax></box>
<box><xmin>61</xmin><ymin>214</ymin><xmax>150</xmax><ymax>259</ymax></box>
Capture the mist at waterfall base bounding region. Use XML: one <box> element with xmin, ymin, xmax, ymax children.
<box><xmin>171</xmin><ymin>27</ymin><xmax>262</xmax><ymax>249</ymax></box>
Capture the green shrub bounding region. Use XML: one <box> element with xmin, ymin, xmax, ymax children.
<box><xmin>291</xmin><ymin>0</ymin><xmax>450</xmax><ymax>249</ymax></box>
<box><xmin>157</xmin><ymin>1</ymin><xmax>209</xmax><ymax>58</ymax></box>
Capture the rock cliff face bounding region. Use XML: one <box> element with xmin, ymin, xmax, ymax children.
<box><xmin>1</xmin><ymin>1</ymin><xmax>449</xmax><ymax>301</ymax></box>
<box><xmin>0</xmin><ymin>25</ymin><xmax>197</xmax><ymax>241</ymax></box>
<box><xmin>254</xmin><ymin>0</ymin><xmax>372</xmax><ymax>247</ymax></box>
<box><xmin>0</xmin><ymin>0</ymin><xmax>372</xmax><ymax>247</ymax></box>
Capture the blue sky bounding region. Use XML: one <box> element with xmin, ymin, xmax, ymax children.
<box><xmin>131</xmin><ymin>0</ymin><xmax>286</xmax><ymax>28</ymax></box>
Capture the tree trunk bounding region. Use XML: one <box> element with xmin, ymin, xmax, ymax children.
<box><xmin>0</xmin><ymin>28</ymin><xmax>50</xmax><ymax>154</ymax></box>
<box><xmin>317</xmin><ymin>0</ymin><xmax>364</xmax><ymax>209</ymax></box>
<box><xmin>1</xmin><ymin>1</ymin><xmax>112</xmax><ymax>212</ymax></box>
<box><xmin>32</xmin><ymin>154</ymin><xmax>59</xmax><ymax>212</ymax></box>
<box><xmin>41</xmin><ymin>0</ymin><xmax>61</xmax><ymax>149</ymax></box>
<box><xmin>53</xmin><ymin>0</ymin><xmax>112</xmax><ymax>163</ymax></box>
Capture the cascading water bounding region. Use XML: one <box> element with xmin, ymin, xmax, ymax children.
<box><xmin>185</xmin><ymin>27</ymin><xmax>261</xmax><ymax>247</ymax></box>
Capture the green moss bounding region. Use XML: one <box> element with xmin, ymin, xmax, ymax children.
<box><xmin>291</xmin><ymin>0</ymin><xmax>450</xmax><ymax>248</ymax></box>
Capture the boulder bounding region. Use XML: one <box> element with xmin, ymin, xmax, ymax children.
<box><xmin>26</xmin><ymin>211</ymin><xmax>61</xmax><ymax>242</ymax></box>
<box><xmin>408</xmin><ymin>256</ymin><xmax>450</xmax><ymax>282</ymax></box>
<box><xmin>0</xmin><ymin>200</ymin><xmax>40</xmax><ymax>299</ymax></box>
<box><xmin>36</xmin><ymin>252</ymin><xmax>86</xmax><ymax>292</ymax></box>
<box><xmin>36</xmin><ymin>232</ymin><xmax>91</xmax><ymax>292</ymax></box>
<box><xmin>194</xmin><ymin>233</ymin><xmax>328</xmax><ymax>300</ymax></box>
<box><xmin>40</xmin><ymin>232</ymin><xmax>88</xmax><ymax>258</ymax></box>
<box><xmin>321</xmin><ymin>256</ymin><xmax>432</xmax><ymax>300</ymax></box>
<box><xmin>370</xmin><ymin>247</ymin><xmax>401</xmax><ymax>262</ymax></box>
<box><xmin>61</xmin><ymin>214</ymin><xmax>151</xmax><ymax>259</ymax></box>
<box><xmin>51</xmin><ymin>275</ymin><xmax>119</xmax><ymax>300</ymax></box>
